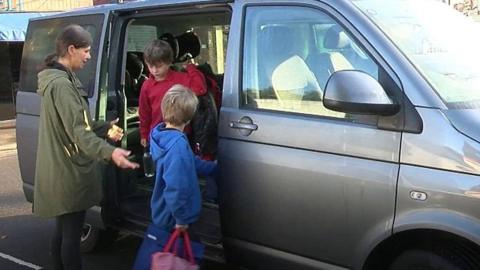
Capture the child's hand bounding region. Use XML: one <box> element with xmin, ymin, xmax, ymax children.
<box><xmin>140</xmin><ymin>138</ymin><xmax>147</xmax><ymax>148</ymax></box>
<box><xmin>175</xmin><ymin>224</ymin><xmax>188</xmax><ymax>231</ymax></box>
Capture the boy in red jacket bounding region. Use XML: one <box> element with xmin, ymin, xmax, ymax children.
<box><xmin>139</xmin><ymin>39</ymin><xmax>207</xmax><ymax>147</ymax></box>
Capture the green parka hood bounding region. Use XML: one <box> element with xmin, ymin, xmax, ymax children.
<box><xmin>37</xmin><ymin>68</ymin><xmax>88</xmax><ymax>97</ymax></box>
<box><xmin>37</xmin><ymin>69</ymin><xmax>69</xmax><ymax>97</ymax></box>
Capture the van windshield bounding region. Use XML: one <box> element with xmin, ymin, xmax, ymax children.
<box><xmin>353</xmin><ymin>0</ymin><xmax>480</xmax><ymax>109</ymax></box>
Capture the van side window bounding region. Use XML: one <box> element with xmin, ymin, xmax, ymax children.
<box><xmin>242</xmin><ymin>6</ymin><xmax>380</xmax><ymax>121</ymax></box>
<box><xmin>19</xmin><ymin>15</ymin><xmax>103</xmax><ymax>96</ymax></box>
<box><xmin>122</xmin><ymin>16</ymin><xmax>229</xmax><ymax>109</ymax></box>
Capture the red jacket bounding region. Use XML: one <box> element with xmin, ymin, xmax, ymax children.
<box><xmin>139</xmin><ymin>64</ymin><xmax>206</xmax><ymax>140</ymax></box>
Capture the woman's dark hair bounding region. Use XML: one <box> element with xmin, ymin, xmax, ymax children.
<box><xmin>45</xmin><ymin>24</ymin><xmax>93</xmax><ymax>67</ymax></box>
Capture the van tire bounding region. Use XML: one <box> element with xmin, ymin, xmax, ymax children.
<box><xmin>389</xmin><ymin>249</ymin><xmax>466</xmax><ymax>270</ymax></box>
<box><xmin>80</xmin><ymin>223</ymin><xmax>118</xmax><ymax>253</ymax></box>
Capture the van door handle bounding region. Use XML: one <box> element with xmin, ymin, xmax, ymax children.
<box><xmin>229</xmin><ymin>121</ymin><xmax>258</xmax><ymax>131</ymax></box>
<box><xmin>229</xmin><ymin>116</ymin><xmax>258</xmax><ymax>136</ymax></box>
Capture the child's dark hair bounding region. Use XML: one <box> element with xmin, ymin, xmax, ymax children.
<box><xmin>143</xmin><ymin>39</ymin><xmax>174</xmax><ymax>65</ymax></box>
<box><xmin>45</xmin><ymin>24</ymin><xmax>93</xmax><ymax>67</ymax></box>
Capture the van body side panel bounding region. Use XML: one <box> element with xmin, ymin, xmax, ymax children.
<box><xmin>395</xmin><ymin>164</ymin><xmax>480</xmax><ymax>245</ymax></box>
<box><xmin>219</xmin><ymin>1</ymin><xmax>241</xmax><ymax>109</ymax></box>
<box><xmin>90</xmin><ymin>14</ymin><xmax>112</xmax><ymax>121</ymax></box>
<box><xmin>223</xmin><ymin>237</ymin><xmax>349</xmax><ymax>270</ymax></box>
<box><xmin>218</xmin><ymin>111</ymin><xmax>399</xmax><ymax>268</ymax></box>
<box><xmin>220</xmin><ymin>110</ymin><xmax>400</xmax><ymax>162</ymax></box>
<box><xmin>401</xmin><ymin>108</ymin><xmax>480</xmax><ymax>174</ymax></box>
<box><xmin>16</xmin><ymin>93</ymin><xmax>41</xmax><ymax>202</ymax></box>
<box><xmin>218</xmin><ymin>136</ymin><xmax>398</xmax><ymax>267</ymax></box>
<box><xmin>218</xmin><ymin>0</ymin><xmax>401</xmax><ymax>268</ymax></box>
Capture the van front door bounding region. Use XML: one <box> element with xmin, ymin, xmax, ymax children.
<box><xmin>218</xmin><ymin>1</ymin><xmax>402</xmax><ymax>269</ymax></box>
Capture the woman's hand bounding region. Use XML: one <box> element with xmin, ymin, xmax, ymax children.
<box><xmin>111</xmin><ymin>148</ymin><xmax>139</xmax><ymax>169</ymax></box>
<box><xmin>107</xmin><ymin>118</ymin><xmax>124</xmax><ymax>142</ymax></box>
<box><xmin>140</xmin><ymin>138</ymin><xmax>148</xmax><ymax>148</ymax></box>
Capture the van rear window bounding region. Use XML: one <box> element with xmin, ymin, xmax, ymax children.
<box><xmin>19</xmin><ymin>14</ymin><xmax>104</xmax><ymax>97</ymax></box>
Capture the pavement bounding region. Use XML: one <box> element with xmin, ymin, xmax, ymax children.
<box><xmin>0</xmin><ymin>128</ymin><xmax>30</xmax><ymax>219</ymax></box>
<box><xmin>0</xmin><ymin>127</ymin><xmax>17</xmax><ymax>155</ymax></box>
<box><xmin>0</xmin><ymin>119</ymin><xmax>15</xmax><ymax>130</ymax></box>
<box><xmin>0</xmin><ymin>127</ymin><xmax>145</xmax><ymax>270</ymax></box>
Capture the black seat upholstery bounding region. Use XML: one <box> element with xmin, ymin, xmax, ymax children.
<box><xmin>125</xmin><ymin>52</ymin><xmax>146</xmax><ymax>107</ymax></box>
<box><xmin>160</xmin><ymin>31</ymin><xmax>201</xmax><ymax>63</ymax></box>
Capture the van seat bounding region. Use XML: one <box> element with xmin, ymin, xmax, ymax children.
<box><xmin>307</xmin><ymin>25</ymin><xmax>354</xmax><ymax>88</ymax></box>
<box><xmin>125</xmin><ymin>51</ymin><xmax>147</xmax><ymax>107</ymax></box>
<box><xmin>271</xmin><ymin>55</ymin><xmax>322</xmax><ymax>106</ymax></box>
<box><xmin>258</xmin><ymin>25</ymin><xmax>321</xmax><ymax>103</ymax></box>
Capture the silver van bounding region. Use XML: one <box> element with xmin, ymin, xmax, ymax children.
<box><xmin>16</xmin><ymin>0</ymin><xmax>480</xmax><ymax>269</ymax></box>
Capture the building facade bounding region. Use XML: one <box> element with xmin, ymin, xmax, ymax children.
<box><xmin>0</xmin><ymin>0</ymin><xmax>121</xmax><ymax>12</ymax></box>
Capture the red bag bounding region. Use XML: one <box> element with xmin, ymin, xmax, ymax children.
<box><xmin>150</xmin><ymin>229</ymin><xmax>199</xmax><ymax>270</ymax></box>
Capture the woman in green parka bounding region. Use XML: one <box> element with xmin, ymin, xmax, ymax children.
<box><xmin>34</xmin><ymin>24</ymin><xmax>139</xmax><ymax>270</ymax></box>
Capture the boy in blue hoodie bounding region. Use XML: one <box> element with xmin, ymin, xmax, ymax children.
<box><xmin>133</xmin><ymin>84</ymin><xmax>216</xmax><ymax>269</ymax></box>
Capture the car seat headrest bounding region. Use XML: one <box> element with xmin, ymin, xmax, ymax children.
<box><xmin>126</xmin><ymin>52</ymin><xmax>144</xmax><ymax>80</ymax></box>
<box><xmin>160</xmin><ymin>31</ymin><xmax>201</xmax><ymax>63</ymax></box>
<box><xmin>260</xmin><ymin>25</ymin><xmax>298</xmax><ymax>59</ymax></box>
<box><xmin>159</xmin><ymin>33</ymin><xmax>178</xmax><ymax>60</ymax></box>
<box><xmin>324</xmin><ymin>25</ymin><xmax>351</xmax><ymax>49</ymax></box>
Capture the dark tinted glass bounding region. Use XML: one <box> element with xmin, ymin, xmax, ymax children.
<box><xmin>19</xmin><ymin>14</ymin><xmax>104</xmax><ymax>97</ymax></box>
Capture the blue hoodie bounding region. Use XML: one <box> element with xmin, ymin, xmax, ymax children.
<box><xmin>150</xmin><ymin>123</ymin><xmax>216</xmax><ymax>230</ymax></box>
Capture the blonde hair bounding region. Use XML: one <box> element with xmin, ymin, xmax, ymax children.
<box><xmin>161</xmin><ymin>84</ymin><xmax>198</xmax><ymax>126</ymax></box>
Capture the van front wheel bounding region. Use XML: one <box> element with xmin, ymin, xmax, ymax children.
<box><xmin>80</xmin><ymin>223</ymin><xmax>118</xmax><ymax>253</ymax></box>
<box><xmin>389</xmin><ymin>249</ymin><xmax>467</xmax><ymax>270</ymax></box>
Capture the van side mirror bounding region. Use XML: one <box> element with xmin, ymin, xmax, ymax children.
<box><xmin>323</xmin><ymin>70</ymin><xmax>399</xmax><ymax>116</ymax></box>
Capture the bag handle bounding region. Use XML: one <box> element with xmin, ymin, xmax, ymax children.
<box><xmin>182</xmin><ymin>230</ymin><xmax>195</xmax><ymax>264</ymax></box>
<box><xmin>162</xmin><ymin>229</ymin><xmax>195</xmax><ymax>264</ymax></box>
<box><xmin>162</xmin><ymin>229</ymin><xmax>180</xmax><ymax>253</ymax></box>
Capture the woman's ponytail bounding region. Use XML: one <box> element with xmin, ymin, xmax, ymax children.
<box><xmin>44</xmin><ymin>53</ymin><xmax>57</xmax><ymax>67</ymax></box>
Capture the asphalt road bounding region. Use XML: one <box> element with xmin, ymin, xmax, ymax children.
<box><xmin>0</xmin><ymin>127</ymin><xmax>227</xmax><ymax>270</ymax></box>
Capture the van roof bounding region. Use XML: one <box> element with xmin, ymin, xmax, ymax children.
<box><xmin>30</xmin><ymin>0</ymin><xmax>231</xmax><ymax>21</ymax></box>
